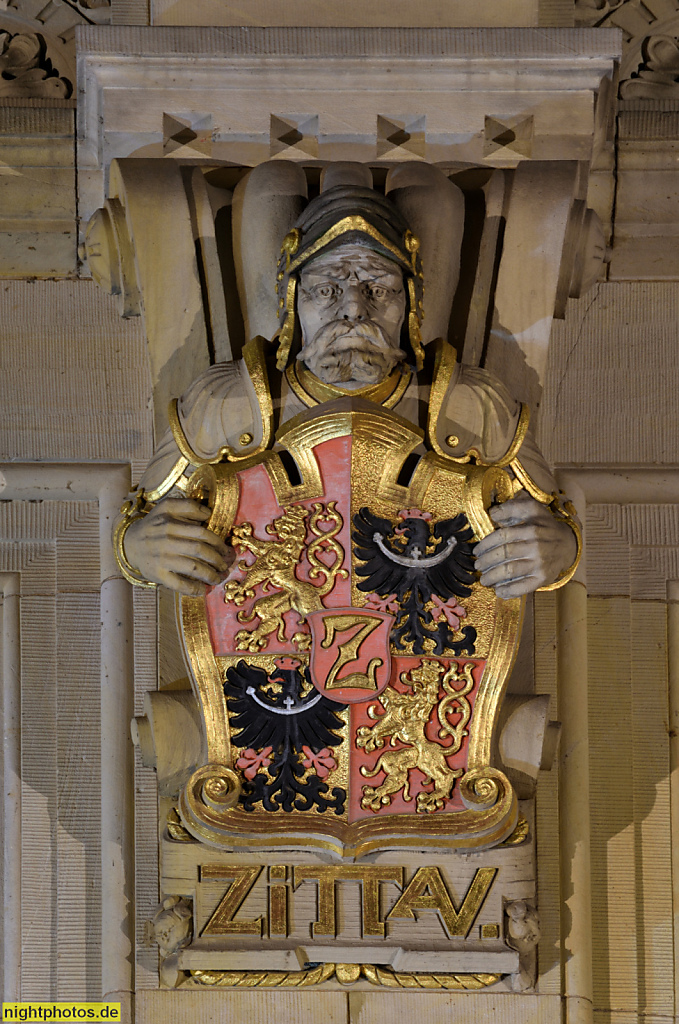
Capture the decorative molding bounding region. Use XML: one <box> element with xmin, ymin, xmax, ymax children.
<box><xmin>1</xmin><ymin>572</ymin><xmax>21</xmax><ymax>1001</ymax></box>
<box><xmin>75</xmin><ymin>26</ymin><xmax>620</xmax><ymax>223</ymax></box>
<box><xmin>0</xmin><ymin>498</ymin><xmax>101</xmax><ymax>999</ymax></box>
<box><xmin>77</xmin><ymin>24</ymin><xmax>621</xmax><ymax>55</ymax></box>
<box><xmin>0</xmin><ymin>465</ymin><xmax>134</xmax><ymax>1011</ymax></box>
<box><xmin>555</xmin><ymin>469</ymin><xmax>679</xmax><ymax>599</ymax></box>
<box><xmin>575</xmin><ymin>0</ymin><xmax>679</xmax><ymax>98</ymax></box>
<box><xmin>586</xmin><ymin>502</ymin><xmax>679</xmax><ymax>599</ymax></box>
<box><xmin>0</xmin><ymin>0</ymin><xmax>111</xmax><ymax>103</ymax></box>
<box><xmin>184</xmin><ymin>964</ymin><xmax>503</xmax><ymax>990</ymax></box>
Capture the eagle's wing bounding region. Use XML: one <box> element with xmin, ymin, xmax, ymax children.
<box><xmin>425</xmin><ymin>515</ymin><xmax>478</xmax><ymax>600</ymax></box>
<box><xmin>225</xmin><ymin>661</ymin><xmax>345</xmax><ymax>753</ymax></box>
<box><xmin>225</xmin><ymin>661</ymin><xmax>282</xmax><ymax>750</ymax></box>
<box><xmin>353</xmin><ymin>506</ymin><xmax>410</xmax><ymax>596</ymax></box>
<box><xmin>292</xmin><ymin>695</ymin><xmax>346</xmax><ymax>749</ymax></box>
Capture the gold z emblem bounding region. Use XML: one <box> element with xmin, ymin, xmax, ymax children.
<box><xmin>307</xmin><ymin>608</ymin><xmax>393</xmax><ymax>700</ymax></box>
<box><xmin>321</xmin><ymin>613</ymin><xmax>383</xmax><ymax>690</ymax></box>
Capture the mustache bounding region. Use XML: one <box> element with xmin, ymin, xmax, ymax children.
<box><xmin>299</xmin><ymin>318</ymin><xmax>407</xmax><ymax>384</ymax></box>
<box><xmin>300</xmin><ymin>319</ymin><xmax>404</xmax><ymax>361</ymax></box>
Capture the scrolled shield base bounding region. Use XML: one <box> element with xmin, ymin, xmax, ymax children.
<box><xmin>176</xmin><ymin>761</ymin><xmax>517</xmax><ymax>856</ymax></box>
<box><xmin>178</xmin><ymin>764</ymin><xmax>242</xmax><ymax>845</ymax></box>
<box><xmin>459</xmin><ymin>766</ymin><xmax>512</xmax><ymax>812</ymax></box>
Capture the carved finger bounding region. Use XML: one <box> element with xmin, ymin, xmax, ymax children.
<box><xmin>473</xmin><ymin>527</ymin><xmax>541</xmax><ymax>562</ymax></box>
<box><xmin>493</xmin><ymin>577</ymin><xmax>538</xmax><ymax>600</ymax></box>
<box><xmin>475</xmin><ymin>541</ymin><xmax>539</xmax><ymax>573</ymax></box>
<box><xmin>154</xmin><ymin>498</ymin><xmax>212</xmax><ymax>522</ymax></box>
<box><xmin>162</xmin><ymin>572</ymin><xmax>207</xmax><ymax>597</ymax></box>
<box><xmin>489</xmin><ymin>497</ymin><xmax>550</xmax><ymax>528</ymax></box>
<box><xmin>169</xmin><ymin>538</ymin><xmax>233</xmax><ymax>571</ymax></box>
<box><xmin>478</xmin><ymin>557</ymin><xmax>536</xmax><ymax>590</ymax></box>
<box><xmin>170</xmin><ymin>556</ymin><xmax>224</xmax><ymax>586</ymax></box>
<box><xmin>163</xmin><ymin>526</ymin><xmax>232</xmax><ymax>561</ymax></box>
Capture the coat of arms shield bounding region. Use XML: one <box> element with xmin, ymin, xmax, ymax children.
<box><xmin>178</xmin><ymin>398</ymin><xmax>523</xmax><ymax>855</ymax></box>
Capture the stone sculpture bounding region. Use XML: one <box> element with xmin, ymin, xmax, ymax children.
<box><xmin>115</xmin><ymin>162</ymin><xmax>579</xmax><ymax>601</ymax></box>
<box><xmin>111</xmin><ymin>160</ymin><xmax>580</xmax><ymax>988</ymax></box>
<box><xmin>151</xmin><ymin>895</ymin><xmax>194</xmax><ymax>958</ymax></box>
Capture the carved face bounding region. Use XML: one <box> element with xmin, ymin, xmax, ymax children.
<box><xmin>154</xmin><ymin>911</ymin><xmax>190</xmax><ymax>953</ymax></box>
<box><xmin>297</xmin><ymin>244</ymin><xmax>407</xmax><ymax>388</ymax></box>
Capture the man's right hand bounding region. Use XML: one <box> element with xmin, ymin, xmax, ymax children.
<box><xmin>123</xmin><ymin>497</ymin><xmax>235</xmax><ymax>596</ymax></box>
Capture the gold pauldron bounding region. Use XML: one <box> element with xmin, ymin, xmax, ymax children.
<box><xmin>167</xmin><ymin>341</ymin><xmax>272</xmax><ymax>465</ymax></box>
<box><xmin>429</xmin><ymin>371</ymin><xmax>582</xmax><ymax>591</ymax></box>
<box><xmin>114</xmin><ymin>490</ymin><xmax>158</xmax><ymax>589</ymax></box>
<box><xmin>168</xmin><ymin>398</ymin><xmax>233</xmax><ymax>466</ymax></box>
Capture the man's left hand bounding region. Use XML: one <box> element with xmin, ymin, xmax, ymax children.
<box><xmin>473</xmin><ymin>490</ymin><xmax>577</xmax><ymax>599</ymax></box>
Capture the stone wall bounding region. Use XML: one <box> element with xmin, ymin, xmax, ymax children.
<box><xmin>1</xmin><ymin>7</ymin><xmax>679</xmax><ymax>1024</ymax></box>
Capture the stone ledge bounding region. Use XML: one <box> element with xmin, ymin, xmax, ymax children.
<box><xmin>76</xmin><ymin>25</ymin><xmax>621</xmax><ymax>57</ymax></box>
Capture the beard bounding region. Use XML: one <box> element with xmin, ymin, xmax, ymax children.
<box><xmin>299</xmin><ymin>319</ymin><xmax>406</xmax><ymax>386</ymax></box>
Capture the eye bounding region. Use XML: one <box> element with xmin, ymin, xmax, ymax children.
<box><xmin>314</xmin><ymin>284</ymin><xmax>338</xmax><ymax>299</ymax></box>
<box><xmin>366</xmin><ymin>284</ymin><xmax>388</xmax><ymax>301</ymax></box>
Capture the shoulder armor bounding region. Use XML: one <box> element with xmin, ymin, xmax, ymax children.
<box><xmin>427</xmin><ymin>339</ymin><xmax>521</xmax><ymax>463</ymax></box>
<box><xmin>135</xmin><ymin>338</ymin><xmax>274</xmax><ymax>500</ymax></box>
<box><xmin>176</xmin><ymin>338</ymin><xmax>273</xmax><ymax>462</ymax></box>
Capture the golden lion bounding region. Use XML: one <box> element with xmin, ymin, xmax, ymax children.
<box><xmin>356</xmin><ymin>659</ymin><xmax>475</xmax><ymax>814</ymax></box>
<box><xmin>223</xmin><ymin>501</ymin><xmax>346</xmax><ymax>653</ymax></box>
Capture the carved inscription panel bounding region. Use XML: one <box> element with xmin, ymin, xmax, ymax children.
<box><xmin>158</xmin><ymin>808</ymin><xmax>535</xmax><ymax>982</ymax></box>
<box><xmin>196</xmin><ymin>863</ymin><xmax>498</xmax><ymax>945</ymax></box>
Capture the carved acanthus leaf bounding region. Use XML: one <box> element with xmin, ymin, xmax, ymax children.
<box><xmin>574</xmin><ymin>0</ymin><xmax>627</xmax><ymax>27</ymax></box>
<box><xmin>0</xmin><ymin>0</ymin><xmax>111</xmax><ymax>101</ymax></box>
<box><xmin>7</xmin><ymin>0</ymin><xmax>110</xmax><ymax>17</ymax></box>
<box><xmin>575</xmin><ymin>0</ymin><xmax>679</xmax><ymax>99</ymax></box>
<box><xmin>620</xmin><ymin>32</ymin><xmax>679</xmax><ymax>98</ymax></box>
<box><xmin>0</xmin><ymin>31</ymin><xmax>69</xmax><ymax>98</ymax></box>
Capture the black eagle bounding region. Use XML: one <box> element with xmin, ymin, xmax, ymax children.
<box><xmin>225</xmin><ymin>659</ymin><xmax>346</xmax><ymax>814</ymax></box>
<box><xmin>352</xmin><ymin>507</ymin><xmax>478</xmax><ymax>656</ymax></box>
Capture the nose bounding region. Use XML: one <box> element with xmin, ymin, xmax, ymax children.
<box><xmin>339</xmin><ymin>282</ymin><xmax>369</xmax><ymax>321</ymax></box>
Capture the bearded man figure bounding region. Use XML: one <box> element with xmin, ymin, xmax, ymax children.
<box><xmin>115</xmin><ymin>162</ymin><xmax>579</xmax><ymax>601</ymax></box>
<box><xmin>296</xmin><ymin>246</ymin><xmax>407</xmax><ymax>387</ymax></box>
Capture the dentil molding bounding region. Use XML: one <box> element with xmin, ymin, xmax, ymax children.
<box><xmin>75</xmin><ymin>26</ymin><xmax>620</xmax><ymax>223</ymax></box>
